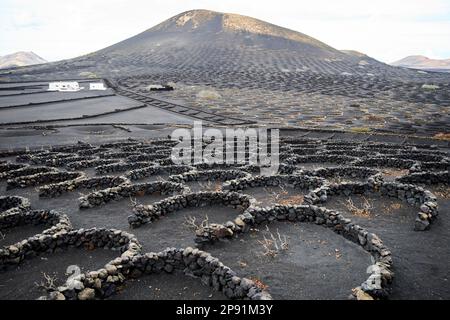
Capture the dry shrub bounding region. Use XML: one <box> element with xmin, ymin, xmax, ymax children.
<box><xmin>343</xmin><ymin>197</ymin><xmax>373</xmax><ymax>218</ymax></box>
<box><xmin>84</xmin><ymin>241</ymin><xmax>95</xmax><ymax>251</ymax></box>
<box><xmin>198</xmin><ymin>180</ymin><xmax>222</xmax><ymax>192</ymax></box>
<box><xmin>433</xmin><ymin>133</ymin><xmax>450</xmax><ymax>141</ymax></box>
<box><xmin>79</xmin><ymin>71</ymin><xmax>98</xmax><ymax>78</ymax></box>
<box><xmin>432</xmin><ymin>185</ymin><xmax>450</xmax><ymax>199</ymax></box>
<box><xmin>335</xmin><ymin>249</ymin><xmax>342</xmax><ymax>260</ymax></box>
<box><xmin>389</xmin><ymin>202</ymin><xmax>402</xmax><ymax>210</ymax></box>
<box><xmin>277</xmin><ymin>194</ymin><xmax>304</xmax><ymax>206</ymax></box>
<box><xmin>350</xmin><ymin>127</ymin><xmax>371</xmax><ymax>133</ymax></box>
<box><xmin>257</xmin><ymin>225</ymin><xmax>289</xmax><ymax>258</ymax></box>
<box><xmin>183</xmin><ymin>215</ymin><xmax>209</xmax><ymax>233</ymax></box>
<box><xmin>382</xmin><ymin>168</ymin><xmax>409</xmax><ymax>177</ymax></box>
<box><xmin>135</xmin><ymin>190</ymin><xmax>145</xmax><ymax>197</ymax></box>
<box><xmin>328</xmin><ymin>175</ymin><xmax>353</xmax><ymax>184</ymax></box>
<box><xmin>249</xmin><ymin>277</ymin><xmax>269</xmax><ymax>291</ymax></box>
<box><xmin>196</xmin><ymin>89</ymin><xmax>221</xmax><ymax>100</ymax></box>
<box><xmin>422</xmin><ymin>84</ymin><xmax>440</xmax><ymax>90</ymax></box>
<box><xmin>264</xmin><ymin>185</ymin><xmax>304</xmax><ymax>205</ymax></box>
<box><xmin>364</xmin><ymin>114</ymin><xmax>386</xmax><ymax>122</ymax></box>
<box><xmin>35</xmin><ymin>272</ymin><xmax>58</xmax><ymax>292</ymax></box>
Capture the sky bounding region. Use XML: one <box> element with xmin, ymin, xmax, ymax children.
<box><xmin>1</xmin><ymin>0</ymin><xmax>450</xmax><ymax>63</ymax></box>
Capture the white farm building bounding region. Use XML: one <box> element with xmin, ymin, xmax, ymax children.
<box><xmin>89</xmin><ymin>82</ymin><xmax>107</xmax><ymax>90</ymax></box>
<box><xmin>48</xmin><ymin>81</ymin><xmax>82</xmax><ymax>92</ymax></box>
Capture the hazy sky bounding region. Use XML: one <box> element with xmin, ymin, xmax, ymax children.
<box><xmin>1</xmin><ymin>0</ymin><xmax>450</xmax><ymax>63</ymax></box>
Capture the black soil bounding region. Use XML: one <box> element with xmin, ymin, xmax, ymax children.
<box><xmin>0</xmin><ymin>248</ymin><xmax>118</xmax><ymax>300</ymax></box>
<box><xmin>204</xmin><ymin>221</ymin><xmax>372</xmax><ymax>299</ymax></box>
<box><xmin>0</xmin><ymin>224</ymin><xmax>48</xmax><ymax>247</ymax></box>
<box><xmin>110</xmin><ymin>271</ymin><xmax>225</xmax><ymax>300</ymax></box>
<box><xmin>323</xmin><ymin>193</ymin><xmax>450</xmax><ymax>300</ymax></box>
<box><xmin>241</xmin><ymin>186</ymin><xmax>305</xmax><ymax>207</ymax></box>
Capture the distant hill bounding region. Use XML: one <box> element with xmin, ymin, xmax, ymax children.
<box><xmin>5</xmin><ymin>9</ymin><xmax>421</xmax><ymax>78</ymax></box>
<box><xmin>391</xmin><ymin>55</ymin><xmax>450</xmax><ymax>72</ymax></box>
<box><xmin>0</xmin><ymin>51</ymin><xmax>47</xmax><ymax>69</ymax></box>
<box><xmin>67</xmin><ymin>9</ymin><xmax>407</xmax><ymax>77</ymax></box>
<box><xmin>103</xmin><ymin>9</ymin><xmax>342</xmax><ymax>58</ymax></box>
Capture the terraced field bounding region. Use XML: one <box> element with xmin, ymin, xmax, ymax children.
<box><xmin>118</xmin><ymin>70</ymin><xmax>450</xmax><ymax>135</ymax></box>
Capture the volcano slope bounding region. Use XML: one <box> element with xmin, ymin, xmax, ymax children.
<box><xmin>1</xmin><ymin>9</ymin><xmax>450</xmax><ymax>135</ymax></box>
<box><xmin>0</xmin><ymin>9</ymin><xmax>450</xmax><ymax>300</ymax></box>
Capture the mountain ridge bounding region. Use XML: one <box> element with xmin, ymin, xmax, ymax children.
<box><xmin>4</xmin><ymin>9</ymin><xmax>423</xmax><ymax>78</ymax></box>
<box><xmin>392</xmin><ymin>55</ymin><xmax>450</xmax><ymax>71</ymax></box>
<box><xmin>148</xmin><ymin>9</ymin><xmax>337</xmax><ymax>50</ymax></box>
<box><xmin>0</xmin><ymin>51</ymin><xmax>47</xmax><ymax>69</ymax></box>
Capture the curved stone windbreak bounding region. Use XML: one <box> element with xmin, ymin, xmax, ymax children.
<box><xmin>45</xmin><ymin>247</ymin><xmax>271</xmax><ymax>300</ymax></box>
<box><xmin>0</xmin><ymin>166</ymin><xmax>56</xmax><ymax>180</ymax></box>
<box><xmin>361</xmin><ymin>144</ymin><xmax>422</xmax><ymax>151</ymax></box>
<box><xmin>0</xmin><ymin>149</ymin><xmax>28</xmax><ymax>158</ymax></box>
<box><xmin>352</xmin><ymin>157</ymin><xmax>417</xmax><ymax>170</ymax></box>
<box><xmin>223</xmin><ymin>174</ymin><xmax>326</xmax><ymax>204</ymax></box>
<box><xmin>406</xmin><ymin>149</ymin><xmax>449</xmax><ymax>156</ymax></box>
<box><xmin>67</xmin><ymin>159</ymin><xmax>118</xmax><ymax>170</ymax></box>
<box><xmin>168</xmin><ymin>169</ymin><xmax>251</xmax><ymax>184</ymax></box>
<box><xmin>0</xmin><ymin>196</ymin><xmax>31</xmax><ymax>215</ymax></box>
<box><xmin>240</xmin><ymin>163</ymin><xmax>296</xmax><ymax>175</ymax></box>
<box><xmin>305</xmin><ymin>166</ymin><xmax>383</xmax><ymax>184</ymax></box>
<box><xmin>321</xmin><ymin>150</ymin><xmax>371</xmax><ymax>158</ymax></box>
<box><xmin>286</xmin><ymin>154</ymin><xmax>357</xmax><ymax>166</ymax></box>
<box><xmin>360</xmin><ymin>142</ymin><xmax>440</xmax><ymax>154</ymax></box>
<box><xmin>129</xmin><ymin>191</ymin><xmax>254</xmax><ymax>228</ymax></box>
<box><xmin>193</xmin><ymin>163</ymin><xmax>246</xmax><ymax>171</ymax></box>
<box><xmin>47</xmin><ymin>156</ymin><xmax>96</xmax><ymax>167</ymax></box>
<box><xmin>0</xmin><ymin>163</ymin><xmax>26</xmax><ymax>174</ymax></box>
<box><xmin>391</xmin><ymin>153</ymin><xmax>447</xmax><ymax>162</ymax></box>
<box><xmin>196</xmin><ymin>203</ymin><xmax>393</xmax><ymax>300</ymax></box>
<box><xmin>49</xmin><ymin>143</ymin><xmax>94</xmax><ymax>153</ymax></box>
<box><xmin>121</xmin><ymin>145</ymin><xmax>169</xmax><ymax>153</ymax></box>
<box><xmin>98</xmin><ymin>151</ymin><xmax>141</xmax><ymax>159</ymax></box>
<box><xmin>16</xmin><ymin>151</ymin><xmax>60</xmax><ymax>163</ymax></box>
<box><xmin>280</xmin><ymin>137</ymin><xmax>317</xmax><ymax>145</ymax></box>
<box><xmin>39</xmin><ymin>176</ymin><xmax>130</xmax><ymax>198</ymax></box>
<box><xmin>326</xmin><ymin>144</ymin><xmax>362</xmax><ymax>151</ymax></box>
<box><xmin>323</xmin><ymin>181</ymin><xmax>438</xmax><ymax>231</ymax></box>
<box><xmin>0</xmin><ymin>209</ymin><xmax>72</xmax><ymax>239</ymax></box>
<box><xmin>126</xmin><ymin>164</ymin><xmax>194</xmax><ymax>181</ymax></box>
<box><xmin>0</xmin><ymin>227</ymin><xmax>141</xmax><ymax>271</ymax></box>
<box><xmin>395</xmin><ymin>171</ymin><xmax>450</xmax><ymax>185</ymax></box>
<box><xmin>149</xmin><ymin>139</ymin><xmax>178</xmax><ymax>147</ymax></box>
<box><xmin>157</xmin><ymin>158</ymin><xmax>176</xmax><ymax>166</ymax></box>
<box><xmin>79</xmin><ymin>181</ymin><xmax>187</xmax><ymax>209</ymax></box>
<box><xmin>6</xmin><ymin>171</ymin><xmax>85</xmax><ymax>190</ymax></box>
<box><xmin>27</xmin><ymin>153</ymin><xmax>87</xmax><ymax>166</ymax></box>
<box><xmin>99</xmin><ymin>140</ymin><xmax>140</xmax><ymax>149</ymax></box>
<box><xmin>127</xmin><ymin>152</ymin><xmax>170</xmax><ymax>162</ymax></box>
<box><xmin>26</xmin><ymin>152</ymin><xmax>73</xmax><ymax>163</ymax></box>
<box><xmin>418</xmin><ymin>161</ymin><xmax>450</xmax><ymax>172</ymax></box>
<box><xmin>290</xmin><ymin>147</ymin><xmax>322</xmax><ymax>156</ymax></box>
<box><xmin>95</xmin><ymin>161</ymin><xmax>155</xmax><ymax>175</ymax></box>
<box><xmin>77</xmin><ymin>147</ymin><xmax>110</xmax><ymax>156</ymax></box>
<box><xmin>0</xmin><ymin>142</ymin><xmax>92</xmax><ymax>160</ymax></box>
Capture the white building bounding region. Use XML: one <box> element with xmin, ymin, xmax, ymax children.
<box><xmin>89</xmin><ymin>82</ymin><xmax>107</xmax><ymax>90</ymax></box>
<box><xmin>48</xmin><ymin>81</ymin><xmax>82</xmax><ymax>92</ymax></box>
